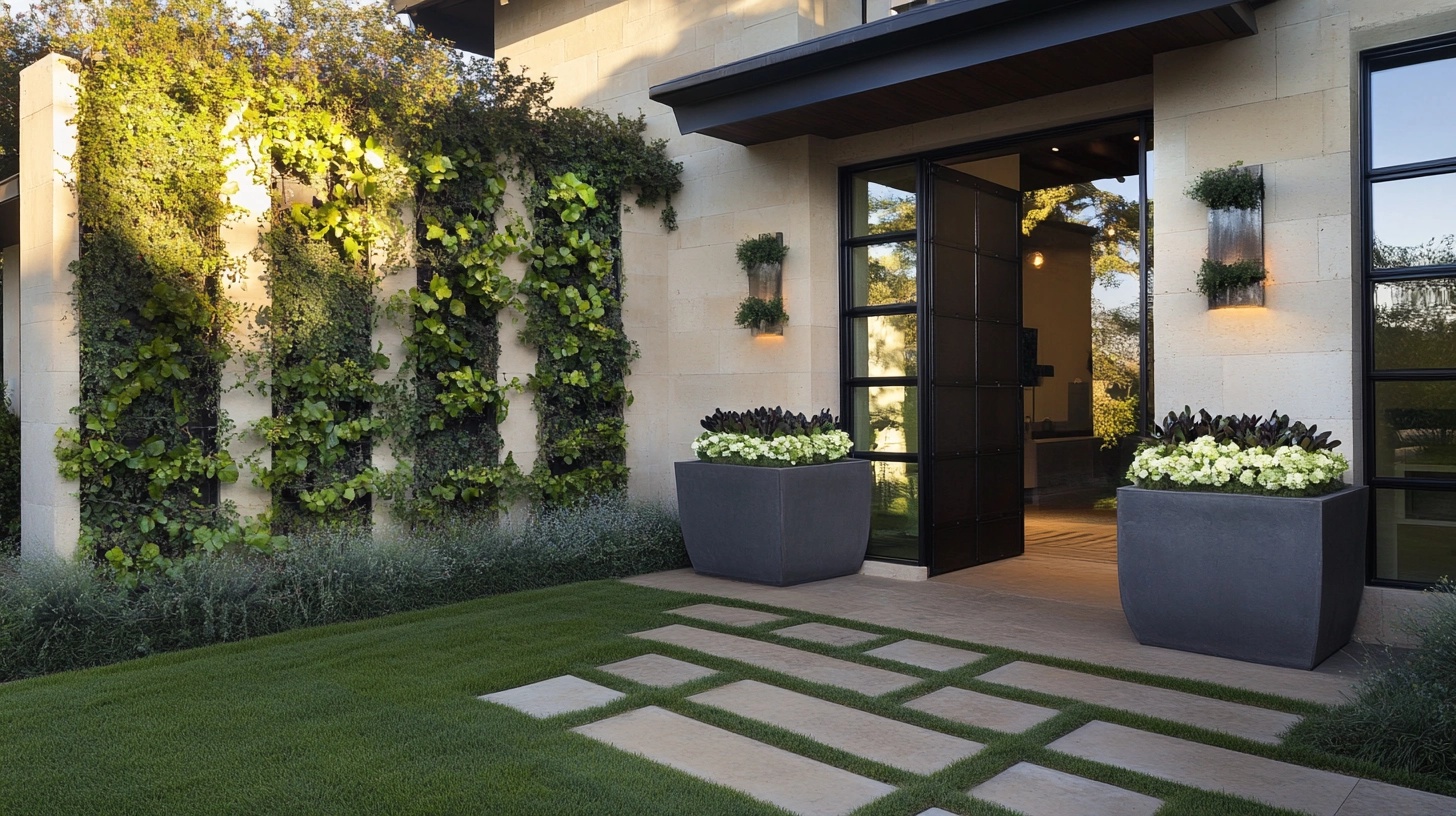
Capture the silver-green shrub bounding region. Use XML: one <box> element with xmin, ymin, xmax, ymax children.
<box><xmin>0</xmin><ymin>498</ymin><xmax>685</xmax><ymax>680</ymax></box>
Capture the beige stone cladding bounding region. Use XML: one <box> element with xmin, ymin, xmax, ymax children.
<box><xmin>17</xmin><ymin>54</ymin><xmax>81</xmax><ymax>558</ymax></box>
<box><xmin>1153</xmin><ymin>0</ymin><xmax>1456</xmax><ymax>480</ymax></box>
<box><xmin>496</xmin><ymin>0</ymin><xmax>1153</xmax><ymax>502</ymax></box>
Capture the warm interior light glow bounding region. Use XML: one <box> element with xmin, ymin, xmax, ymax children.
<box><xmin>1029</xmin><ymin>251</ymin><xmax>1045</xmax><ymax>269</ymax></box>
<box><xmin>1133</xmin><ymin>135</ymin><xmax>1140</xmax><ymax>141</ymax></box>
<box><xmin>1051</xmin><ymin>147</ymin><xmax>1060</xmax><ymax>152</ymax></box>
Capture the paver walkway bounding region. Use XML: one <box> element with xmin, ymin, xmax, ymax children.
<box><xmin>627</xmin><ymin>569</ymin><xmax>1356</xmax><ymax>703</ymax></box>
<box><xmin>476</xmin><ymin>595</ymin><xmax>1456</xmax><ymax>816</ymax></box>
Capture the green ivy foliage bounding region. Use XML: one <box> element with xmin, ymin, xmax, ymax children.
<box><xmin>401</xmin><ymin>146</ymin><xmax>524</xmax><ymax>518</ymax></box>
<box><xmin>520</xmin><ymin>173</ymin><xmax>634</xmax><ymax>503</ymax></box>
<box><xmin>51</xmin><ymin>0</ymin><xmax>280</xmax><ymax>576</ymax></box>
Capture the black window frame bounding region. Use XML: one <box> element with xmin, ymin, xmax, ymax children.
<box><xmin>1361</xmin><ymin>34</ymin><xmax>1456</xmax><ymax>589</ymax></box>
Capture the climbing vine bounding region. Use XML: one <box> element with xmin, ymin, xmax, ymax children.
<box><xmin>400</xmin><ymin>146</ymin><xmax>524</xmax><ymax>517</ymax></box>
<box><xmin>520</xmin><ymin>173</ymin><xmax>633</xmax><ymax>503</ymax></box>
<box><xmin>245</xmin><ymin>88</ymin><xmax>408</xmax><ymax>531</ymax></box>
<box><xmin>51</xmin><ymin>0</ymin><xmax>278</xmax><ymax>577</ymax></box>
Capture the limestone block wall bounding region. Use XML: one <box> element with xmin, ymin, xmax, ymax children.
<box><xmin>1151</xmin><ymin>0</ymin><xmax>1456</xmax><ymax>476</ymax></box>
<box><xmin>498</xmin><ymin>0</ymin><xmax>1156</xmax><ymax>502</ymax></box>
<box><xmin>17</xmin><ymin>54</ymin><xmax>81</xmax><ymax>558</ymax></box>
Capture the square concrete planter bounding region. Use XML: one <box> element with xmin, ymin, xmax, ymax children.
<box><xmin>1116</xmin><ymin>485</ymin><xmax>1368</xmax><ymax>670</ymax></box>
<box><xmin>675</xmin><ymin>459</ymin><xmax>871</xmax><ymax>586</ymax></box>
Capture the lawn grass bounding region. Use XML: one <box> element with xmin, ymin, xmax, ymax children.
<box><xmin>1</xmin><ymin>578</ymin><xmax>1451</xmax><ymax>815</ymax></box>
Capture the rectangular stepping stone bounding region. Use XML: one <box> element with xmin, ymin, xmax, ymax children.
<box><xmin>598</xmin><ymin>654</ymin><xmax>716</xmax><ymax>688</ymax></box>
<box><xmin>914</xmin><ymin>810</ymin><xmax>959</xmax><ymax>816</ymax></box>
<box><xmin>969</xmin><ymin>762</ymin><xmax>1161</xmax><ymax>816</ymax></box>
<box><xmin>479</xmin><ymin>675</ymin><xmax>624</xmax><ymax>719</ymax></box>
<box><xmin>1048</xmin><ymin>721</ymin><xmax>1357</xmax><ymax>815</ymax></box>
<box><xmin>904</xmin><ymin>686</ymin><xmax>1058</xmax><ymax>733</ymax></box>
<box><xmin>689</xmin><ymin>680</ymin><xmax>984</xmax><ymax>774</ymax></box>
<box><xmin>1335</xmin><ymin>779</ymin><xmax>1456</xmax><ymax>816</ymax></box>
<box><xmin>668</xmin><ymin>603</ymin><xmax>786</xmax><ymax>627</ymax></box>
<box><xmin>978</xmin><ymin>661</ymin><xmax>1300</xmax><ymax>745</ymax></box>
<box><xmin>573</xmin><ymin>706</ymin><xmax>895</xmax><ymax>816</ymax></box>
<box><xmin>633</xmin><ymin>624</ymin><xmax>919</xmax><ymax>696</ymax></box>
<box><xmin>774</xmin><ymin>622</ymin><xmax>881</xmax><ymax>647</ymax></box>
<box><xmin>866</xmin><ymin>640</ymin><xmax>985</xmax><ymax>672</ymax></box>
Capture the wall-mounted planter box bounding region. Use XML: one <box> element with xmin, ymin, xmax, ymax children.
<box><xmin>1207</xmin><ymin>281</ymin><xmax>1265</xmax><ymax>309</ymax></box>
<box><xmin>1202</xmin><ymin>164</ymin><xmax>1265</xmax><ymax>310</ymax></box>
<box><xmin>1117</xmin><ymin>484</ymin><xmax>1367</xmax><ymax>669</ymax></box>
<box><xmin>675</xmin><ymin>459</ymin><xmax>871</xmax><ymax>586</ymax></box>
<box><xmin>748</xmin><ymin>262</ymin><xmax>782</xmax><ymax>302</ymax></box>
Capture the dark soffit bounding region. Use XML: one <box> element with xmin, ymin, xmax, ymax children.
<box><xmin>394</xmin><ymin>0</ymin><xmax>496</xmax><ymax>57</ymax></box>
<box><xmin>0</xmin><ymin>174</ymin><xmax>18</xmax><ymax>248</ymax></box>
<box><xmin>651</xmin><ymin>0</ymin><xmax>1265</xmax><ymax>145</ymax></box>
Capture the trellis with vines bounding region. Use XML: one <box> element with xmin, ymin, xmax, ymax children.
<box><xmin>37</xmin><ymin>0</ymin><xmax>680</xmax><ymax>578</ymax></box>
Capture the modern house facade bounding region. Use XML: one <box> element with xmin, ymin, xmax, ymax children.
<box><xmin>3</xmin><ymin>0</ymin><xmax>1453</xmax><ymax>642</ymax></box>
<box><xmin>396</xmin><ymin>0</ymin><xmax>1456</xmax><ymax>612</ymax></box>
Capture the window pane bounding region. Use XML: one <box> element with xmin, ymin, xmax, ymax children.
<box><xmin>1373</xmin><ymin>278</ymin><xmax>1456</xmax><ymax>369</ymax></box>
<box><xmin>852</xmin><ymin>315</ymin><xmax>918</xmax><ymax>377</ymax></box>
<box><xmin>1374</xmin><ymin>381</ymin><xmax>1456</xmax><ymax>477</ymax></box>
<box><xmin>1372</xmin><ymin>56</ymin><xmax>1456</xmax><ymax>168</ymax></box>
<box><xmin>851</xmin><ymin>242</ymin><xmax>917</xmax><ymax>306</ymax></box>
<box><xmin>1371</xmin><ymin>173</ymin><xmax>1456</xmax><ymax>269</ymax></box>
<box><xmin>867</xmin><ymin>461</ymin><xmax>919</xmax><ymax>561</ymax></box>
<box><xmin>850</xmin><ymin>386</ymin><xmax>918</xmax><ymax>453</ymax></box>
<box><xmin>850</xmin><ymin>165</ymin><xmax>916</xmax><ymax>238</ymax></box>
<box><xmin>1373</xmin><ymin>487</ymin><xmax>1456</xmax><ymax>583</ymax></box>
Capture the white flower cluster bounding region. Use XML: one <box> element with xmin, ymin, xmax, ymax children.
<box><xmin>692</xmin><ymin>430</ymin><xmax>854</xmax><ymax>468</ymax></box>
<box><xmin>1129</xmin><ymin>436</ymin><xmax>1350</xmax><ymax>495</ymax></box>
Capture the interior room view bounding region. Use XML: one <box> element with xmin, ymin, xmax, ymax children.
<box><xmin>847</xmin><ymin>119</ymin><xmax>1149</xmax><ymax>573</ymax></box>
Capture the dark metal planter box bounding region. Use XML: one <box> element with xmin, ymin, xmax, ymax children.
<box><xmin>1116</xmin><ymin>485</ymin><xmax>1368</xmax><ymax>670</ymax></box>
<box><xmin>675</xmin><ymin>459</ymin><xmax>871</xmax><ymax>586</ymax></box>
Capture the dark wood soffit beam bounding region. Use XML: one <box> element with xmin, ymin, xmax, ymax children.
<box><xmin>392</xmin><ymin>0</ymin><xmax>496</xmax><ymax>57</ymax></box>
<box><xmin>652</xmin><ymin>0</ymin><xmax>1260</xmax><ymax>145</ymax></box>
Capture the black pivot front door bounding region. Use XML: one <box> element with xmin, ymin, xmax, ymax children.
<box><xmin>923</xmin><ymin>163</ymin><xmax>1024</xmax><ymax>573</ymax></box>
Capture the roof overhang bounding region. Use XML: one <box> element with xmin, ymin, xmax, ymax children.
<box><xmin>393</xmin><ymin>0</ymin><xmax>496</xmax><ymax>57</ymax></box>
<box><xmin>1</xmin><ymin>174</ymin><xmax>18</xmax><ymax>248</ymax></box>
<box><xmin>651</xmin><ymin>0</ymin><xmax>1263</xmax><ymax>145</ymax></box>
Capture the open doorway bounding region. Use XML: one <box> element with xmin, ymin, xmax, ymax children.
<box><xmin>940</xmin><ymin>122</ymin><xmax>1149</xmax><ymax>567</ymax></box>
<box><xmin>842</xmin><ymin>118</ymin><xmax>1151</xmax><ymax>576</ymax></box>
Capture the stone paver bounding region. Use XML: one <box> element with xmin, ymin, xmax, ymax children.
<box><xmin>1048</xmin><ymin>721</ymin><xmax>1357</xmax><ymax>815</ymax></box>
<box><xmin>633</xmin><ymin>624</ymin><xmax>919</xmax><ymax>696</ymax></box>
<box><xmin>478</xmin><ymin>675</ymin><xmax>624</xmax><ymax>719</ymax></box>
<box><xmin>573</xmin><ymin>706</ymin><xmax>895</xmax><ymax>816</ymax></box>
<box><xmin>668</xmin><ymin>603</ymin><xmax>786</xmax><ymax>627</ymax></box>
<box><xmin>773</xmin><ymin>622</ymin><xmax>881</xmax><ymax>647</ymax></box>
<box><xmin>968</xmin><ymin>762</ymin><xmax>1161</xmax><ymax>816</ymax></box>
<box><xmin>913</xmin><ymin>810</ymin><xmax>959</xmax><ymax>816</ymax></box>
<box><xmin>598</xmin><ymin>653</ymin><xmax>716</xmax><ymax>688</ymax></box>
<box><xmin>904</xmin><ymin>686</ymin><xmax>1059</xmax><ymax>733</ymax></box>
<box><xmin>978</xmin><ymin>661</ymin><xmax>1300</xmax><ymax>745</ymax></box>
<box><xmin>689</xmin><ymin>680</ymin><xmax>983</xmax><ymax>774</ymax></box>
<box><xmin>1335</xmin><ymin>779</ymin><xmax>1456</xmax><ymax>816</ymax></box>
<box><xmin>866</xmin><ymin>639</ymin><xmax>986</xmax><ymax>671</ymax></box>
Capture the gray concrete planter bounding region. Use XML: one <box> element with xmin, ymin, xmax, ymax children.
<box><xmin>675</xmin><ymin>459</ymin><xmax>871</xmax><ymax>586</ymax></box>
<box><xmin>1116</xmin><ymin>485</ymin><xmax>1368</xmax><ymax>670</ymax></box>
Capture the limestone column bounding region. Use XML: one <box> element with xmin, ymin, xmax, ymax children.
<box><xmin>18</xmin><ymin>54</ymin><xmax>81</xmax><ymax>558</ymax></box>
<box><xmin>371</xmin><ymin>205</ymin><xmax>415</xmax><ymax>534</ymax></box>
<box><xmin>497</xmin><ymin>178</ymin><xmax>539</xmax><ymax>492</ymax></box>
<box><xmin>218</xmin><ymin>125</ymin><xmax>272</xmax><ymax>522</ymax></box>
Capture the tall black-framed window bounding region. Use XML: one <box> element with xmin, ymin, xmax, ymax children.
<box><xmin>1363</xmin><ymin>36</ymin><xmax>1456</xmax><ymax>587</ymax></box>
<box><xmin>841</xmin><ymin>164</ymin><xmax>922</xmax><ymax>563</ymax></box>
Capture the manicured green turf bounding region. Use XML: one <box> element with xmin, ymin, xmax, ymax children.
<box><xmin>0</xmin><ymin>579</ymin><xmax>1451</xmax><ymax>815</ymax></box>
